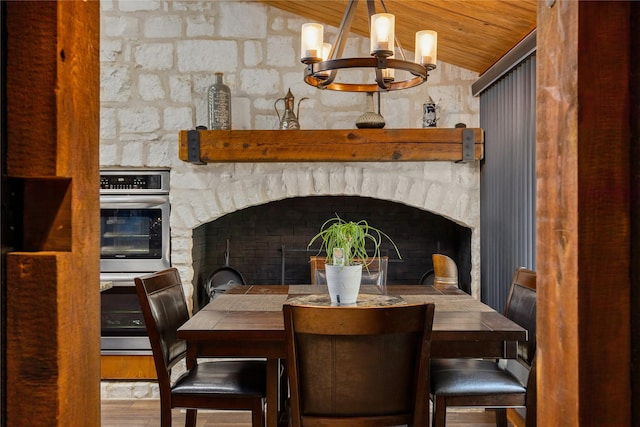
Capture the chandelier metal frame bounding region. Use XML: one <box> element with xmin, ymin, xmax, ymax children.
<box><xmin>301</xmin><ymin>0</ymin><xmax>436</xmax><ymax>92</ymax></box>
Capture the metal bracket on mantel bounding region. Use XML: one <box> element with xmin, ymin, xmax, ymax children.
<box><xmin>187</xmin><ymin>128</ymin><xmax>207</xmax><ymax>165</ymax></box>
<box><xmin>459</xmin><ymin>128</ymin><xmax>475</xmax><ymax>163</ymax></box>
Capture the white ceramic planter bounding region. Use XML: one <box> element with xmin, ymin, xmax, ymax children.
<box><xmin>324</xmin><ymin>264</ymin><xmax>362</xmax><ymax>304</ymax></box>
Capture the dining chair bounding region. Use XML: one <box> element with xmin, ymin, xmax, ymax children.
<box><xmin>419</xmin><ymin>269</ymin><xmax>435</xmax><ymax>285</ymax></box>
<box><xmin>432</xmin><ymin>254</ymin><xmax>458</xmax><ymax>287</ymax></box>
<box><xmin>309</xmin><ymin>255</ymin><xmax>388</xmax><ymax>288</ymax></box>
<box><xmin>135</xmin><ymin>268</ymin><xmax>267</xmax><ymax>427</ymax></box>
<box><xmin>430</xmin><ymin>267</ymin><xmax>537</xmax><ymax>427</ymax></box>
<box><xmin>283</xmin><ymin>301</ymin><xmax>435</xmax><ymax>427</ymax></box>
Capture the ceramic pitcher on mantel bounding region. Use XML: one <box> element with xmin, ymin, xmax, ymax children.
<box><xmin>274</xmin><ymin>89</ymin><xmax>308</xmax><ymax>129</ymax></box>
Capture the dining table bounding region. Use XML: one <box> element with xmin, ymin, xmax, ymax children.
<box><xmin>177</xmin><ymin>284</ymin><xmax>527</xmax><ymax>427</ymax></box>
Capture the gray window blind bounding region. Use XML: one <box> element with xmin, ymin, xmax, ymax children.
<box><xmin>479</xmin><ymin>54</ymin><xmax>536</xmax><ymax>312</ymax></box>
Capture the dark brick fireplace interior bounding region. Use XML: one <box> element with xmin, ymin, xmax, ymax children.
<box><xmin>192</xmin><ymin>196</ymin><xmax>471</xmax><ymax>310</ymax></box>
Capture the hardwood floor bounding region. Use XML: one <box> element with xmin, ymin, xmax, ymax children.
<box><xmin>101</xmin><ymin>399</ymin><xmax>510</xmax><ymax>426</ymax></box>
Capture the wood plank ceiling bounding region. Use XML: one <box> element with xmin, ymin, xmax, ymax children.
<box><xmin>257</xmin><ymin>0</ymin><xmax>537</xmax><ymax>75</ymax></box>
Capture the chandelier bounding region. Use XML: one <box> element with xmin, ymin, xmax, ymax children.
<box><xmin>300</xmin><ymin>0</ymin><xmax>437</xmax><ymax>92</ymax></box>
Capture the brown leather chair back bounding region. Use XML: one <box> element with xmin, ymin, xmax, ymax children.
<box><xmin>135</xmin><ymin>268</ymin><xmax>189</xmax><ymax>388</ymax></box>
<box><xmin>284</xmin><ymin>302</ymin><xmax>435</xmax><ymax>427</ymax></box>
<box><xmin>504</xmin><ymin>267</ymin><xmax>537</xmax><ymax>364</ymax></box>
<box><xmin>135</xmin><ymin>268</ymin><xmax>267</xmax><ymax>427</ymax></box>
<box><xmin>430</xmin><ymin>267</ymin><xmax>537</xmax><ymax>427</ymax></box>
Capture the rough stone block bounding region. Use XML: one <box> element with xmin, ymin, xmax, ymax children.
<box><xmin>101</xmin><ymin>64</ymin><xmax>132</xmax><ymax>102</ymax></box>
<box><xmin>134</xmin><ymin>43</ymin><xmax>173</xmax><ymax>70</ymax></box>
<box><xmin>177</xmin><ymin>40</ymin><xmax>237</xmax><ymax>72</ymax></box>
<box><xmin>186</xmin><ymin>15</ymin><xmax>214</xmax><ymax>37</ymax></box>
<box><xmin>164</xmin><ymin>107</ymin><xmax>193</xmax><ymax>131</ymax></box>
<box><xmin>118</xmin><ymin>107</ymin><xmax>160</xmax><ymax>133</ymax></box>
<box><xmin>144</xmin><ymin>14</ymin><xmax>182</xmax><ymax>38</ymax></box>
<box><xmin>219</xmin><ymin>2</ymin><xmax>267</xmax><ymax>38</ymax></box>
<box><xmin>138</xmin><ymin>74</ymin><xmax>165</xmax><ymax>101</ymax></box>
<box><xmin>118</xmin><ymin>0</ymin><xmax>160</xmax><ymax>12</ymax></box>
<box><xmin>103</xmin><ymin>16</ymin><xmax>139</xmax><ymax>37</ymax></box>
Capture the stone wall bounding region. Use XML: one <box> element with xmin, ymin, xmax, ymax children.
<box><xmin>99</xmin><ymin>0</ymin><xmax>481</xmax><ymax>306</ymax></box>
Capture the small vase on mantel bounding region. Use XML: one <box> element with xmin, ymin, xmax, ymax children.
<box><xmin>355</xmin><ymin>92</ymin><xmax>385</xmax><ymax>129</ymax></box>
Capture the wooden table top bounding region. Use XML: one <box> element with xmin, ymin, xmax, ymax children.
<box><xmin>178</xmin><ymin>284</ymin><xmax>527</xmax><ymax>359</ymax></box>
<box><xmin>178</xmin><ymin>284</ymin><xmax>527</xmax><ymax>427</ymax></box>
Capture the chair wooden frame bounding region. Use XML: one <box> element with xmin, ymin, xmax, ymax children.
<box><xmin>309</xmin><ymin>255</ymin><xmax>388</xmax><ymax>286</ymax></box>
<box><xmin>430</xmin><ymin>267</ymin><xmax>537</xmax><ymax>427</ymax></box>
<box><xmin>284</xmin><ymin>302</ymin><xmax>435</xmax><ymax>427</ymax></box>
<box><xmin>135</xmin><ymin>268</ymin><xmax>266</xmax><ymax>427</ymax></box>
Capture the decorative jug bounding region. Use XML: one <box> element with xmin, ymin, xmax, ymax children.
<box><xmin>274</xmin><ymin>89</ymin><xmax>308</xmax><ymax>130</ymax></box>
<box><xmin>422</xmin><ymin>96</ymin><xmax>438</xmax><ymax>128</ymax></box>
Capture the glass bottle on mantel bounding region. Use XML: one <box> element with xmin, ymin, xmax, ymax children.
<box><xmin>207</xmin><ymin>72</ymin><xmax>231</xmax><ymax>130</ymax></box>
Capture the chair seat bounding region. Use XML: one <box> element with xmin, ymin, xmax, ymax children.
<box><xmin>431</xmin><ymin>359</ymin><xmax>525</xmax><ymax>396</ymax></box>
<box><xmin>172</xmin><ymin>360</ymin><xmax>266</xmax><ymax>397</ymax></box>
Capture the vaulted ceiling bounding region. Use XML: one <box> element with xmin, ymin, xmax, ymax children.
<box><xmin>257</xmin><ymin>0</ymin><xmax>537</xmax><ymax>75</ymax></box>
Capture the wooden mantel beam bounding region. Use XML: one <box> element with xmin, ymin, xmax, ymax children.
<box><xmin>178</xmin><ymin>128</ymin><xmax>484</xmax><ymax>164</ymax></box>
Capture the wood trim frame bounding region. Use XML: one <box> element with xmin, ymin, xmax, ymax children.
<box><xmin>4</xmin><ymin>2</ymin><xmax>101</xmax><ymax>425</ymax></box>
<box><xmin>630</xmin><ymin>1</ymin><xmax>640</xmax><ymax>420</ymax></box>
<box><xmin>537</xmin><ymin>1</ymin><xmax>632</xmax><ymax>425</ymax></box>
<box><xmin>101</xmin><ymin>355</ymin><xmax>157</xmax><ymax>380</ymax></box>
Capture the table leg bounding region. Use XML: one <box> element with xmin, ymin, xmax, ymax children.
<box><xmin>185</xmin><ymin>346</ymin><xmax>197</xmax><ymax>370</ymax></box>
<box><xmin>277</xmin><ymin>358</ymin><xmax>290</xmax><ymax>426</ymax></box>
<box><xmin>266</xmin><ymin>358</ymin><xmax>279</xmax><ymax>427</ymax></box>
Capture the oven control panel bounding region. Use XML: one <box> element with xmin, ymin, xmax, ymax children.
<box><xmin>100</xmin><ymin>170</ymin><xmax>169</xmax><ymax>193</ymax></box>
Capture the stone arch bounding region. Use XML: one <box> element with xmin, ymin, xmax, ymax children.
<box><xmin>170</xmin><ymin>162</ymin><xmax>480</xmax><ymax>307</ymax></box>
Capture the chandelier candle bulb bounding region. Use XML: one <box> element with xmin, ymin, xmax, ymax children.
<box><xmin>382</xmin><ymin>53</ymin><xmax>395</xmax><ymax>81</ymax></box>
<box><xmin>370</xmin><ymin>13</ymin><xmax>395</xmax><ymax>55</ymax></box>
<box><xmin>322</xmin><ymin>43</ymin><xmax>332</xmax><ymax>61</ymax></box>
<box><xmin>415</xmin><ymin>30</ymin><xmax>438</xmax><ymax>67</ymax></box>
<box><xmin>316</xmin><ymin>42</ymin><xmax>333</xmax><ymax>79</ymax></box>
<box><xmin>300</xmin><ymin>23</ymin><xmax>324</xmax><ymax>62</ymax></box>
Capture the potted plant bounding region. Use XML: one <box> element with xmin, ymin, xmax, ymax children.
<box><xmin>307</xmin><ymin>214</ymin><xmax>401</xmax><ymax>304</ymax></box>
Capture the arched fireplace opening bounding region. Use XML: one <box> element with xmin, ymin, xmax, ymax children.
<box><xmin>191</xmin><ymin>195</ymin><xmax>471</xmax><ymax>310</ymax></box>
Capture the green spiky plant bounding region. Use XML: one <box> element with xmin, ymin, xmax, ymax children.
<box><xmin>307</xmin><ymin>214</ymin><xmax>401</xmax><ymax>269</ymax></box>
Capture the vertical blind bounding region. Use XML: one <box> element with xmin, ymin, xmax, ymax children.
<box><xmin>479</xmin><ymin>54</ymin><xmax>537</xmax><ymax>312</ymax></box>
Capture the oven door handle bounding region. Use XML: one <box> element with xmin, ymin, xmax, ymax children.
<box><xmin>100</xmin><ymin>195</ymin><xmax>169</xmax><ymax>207</ymax></box>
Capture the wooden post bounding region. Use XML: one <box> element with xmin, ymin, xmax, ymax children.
<box><xmin>4</xmin><ymin>1</ymin><xmax>101</xmax><ymax>425</ymax></box>
<box><xmin>537</xmin><ymin>1</ymin><xmax>632</xmax><ymax>425</ymax></box>
<box><xmin>631</xmin><ymin>3</ymin><xmax>640</xmax><ymax>421</ymax></box>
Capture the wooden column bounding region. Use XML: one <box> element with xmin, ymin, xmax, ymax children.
<box><xmin>632</xmin><ymin>2</ymin><xmax>640</xmax><ymax>420</ymax></box>
<box><xmin>537</xmin><ymin>1</ymin><xmax>632</xmax><ymax>425</ymax></box>
<box><xmin>4</xmin><ymin>1</ymin><xmax>101</xmax><ymax>426</ymax></box>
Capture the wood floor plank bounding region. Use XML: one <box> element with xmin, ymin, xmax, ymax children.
<box><xmin>101</xmin><ymin>399</ymin><xmax>509</xmax><ymax>426</ymax></box>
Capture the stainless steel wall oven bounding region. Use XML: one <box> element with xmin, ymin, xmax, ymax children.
<box><xmin>99</xmin><ymin>170</ymin><xmax>170</xmax><ymax>354</ymax></box>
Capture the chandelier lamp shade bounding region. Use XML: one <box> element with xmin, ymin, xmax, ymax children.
<box><xmin>300</xmin><ymin>0</ymin><xmax>437</xmax><ymax>92</ymax></box>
